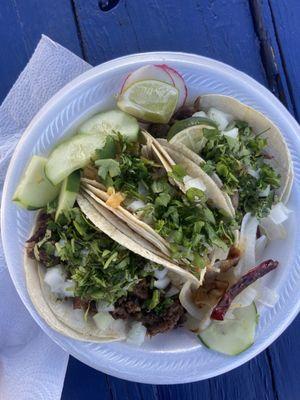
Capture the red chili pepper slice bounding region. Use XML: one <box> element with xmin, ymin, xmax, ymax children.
<box><xmin>211</xmin><ymin>259</ymin><xmax>279</xmax><ymax>321</ymax></box>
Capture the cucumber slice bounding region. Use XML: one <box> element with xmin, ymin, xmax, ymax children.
<box><xmin>55</xmin><ymin>170</ymin><xmax>81</xmax><ymax>221</ymax></box>
<box><xmin>13</xmin><ymin>156</ymin><xmax>60</xmax><ymax>210</ymax></box>
<box><xmin>167</xmin><ymin>117</ymin><xmax>217</xmax><ymax>140</ymax></box>
<box><xmin>78</xmin><ymin>110</ymin><xmax>139</xmax><ymax>142</ymax></box>
<box><xmin>45</xmin><ymin>133</ymin><xmax>106</xmax><ymax>185</ymax></box>
<box><xmin>198</xmin><ymin>303</ymin><xmax>258</xmax><ymax>356</ymax></box>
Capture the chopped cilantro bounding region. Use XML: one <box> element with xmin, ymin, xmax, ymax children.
<box><xmin>92</xmin><ymin>135</ymin><xmax>236</xmax><ymax>279</ymax></box>
<box><xmin>168</xmin><ymin>164</ymin><xmax>186</xmax><ymax>183</ymax></box>
<box><xmin>200</xmin><ymin>122</ymin><xmax>280</xmax><ymax>221</ymax></box>
<box><xmin>95</xmin><ymin>159</ymin><xmax>121</xmax><ymax>180</ymax></box>
<box><xmin>94</xmin><ymin>136</ymin><xmax>116</xmax><ymax>159</ymax></box>
<box><xmin>34</xmin><ymin>207</ymin><xmax>157</xmax><ymax>304</ymax></box>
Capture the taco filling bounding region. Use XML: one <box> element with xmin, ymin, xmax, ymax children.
<box><xmin>27</xmin><ymin>206</ymin><xmax>186</xmax><ymax>339</ymax></box>
<box><xmin>82</xmin><ymin>134</ymin><xmax>237</xmax><ymax>280</ymax></box>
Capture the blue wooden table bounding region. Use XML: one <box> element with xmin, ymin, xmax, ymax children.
<box><xmin>1</xmin><ymin>0</ymin><xmax>299</xmax><ymax>398</ymax></box>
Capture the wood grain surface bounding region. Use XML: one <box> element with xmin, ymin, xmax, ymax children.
<box><xmin>0</xmin><ymin>1</ymin><xmax>299</xmax><ymax>399</ymax></box>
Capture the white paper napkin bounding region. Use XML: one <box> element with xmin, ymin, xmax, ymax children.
<box><xmin>0</xmin><ymin>35</ymin><xmax>91</xmax><ymax>400</ymax></box>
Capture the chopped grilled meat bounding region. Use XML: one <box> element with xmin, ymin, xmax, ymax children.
<box><xmin>111</xmin><ymin>279</ymin><xmax>186</xmax><ymax>335</ymax></box>
<box><xmin>193</xmin><ymin>96</ymin><xmax>201</xmax><ymax>112</ymax></box>
<box><xmin>111</xmin><ymin>296</ymin><xmax>142</xmax><ymax>320</ymax></box>
<box><xmin>73</xmin><ymin>297</ymin><xmax>90</xmax><ymax>310</ymax></box>
<box><xmin>172</xmin><ymin>105</ymin><xmax>195</xmax><ymax>121</ymax></box>
<box><xmin>256</xmin><ymin>226</ymin><xmax>262</xmax><ymax>239</ymax></box>
<box><xmin>219</xmin><ymin>246</ymin><xmax>241</xmax><ymax>272</ymax></box>
<box><xmin>230</xmin><ymin>191</ymin><xmax>239</xmax><ymax>211</ymax></box>
<box><xmin>132</xmin><ymin>278</ymin><xmax>149</xmax><ymax>300</ymax></box>
<box><xmin>148</xmin><ymin>123</ymin><xmax>170</xmax><ymax>138</ymax></box>
<box><xmin>26</xmin><ymin>241</ymin><xmax>36</xmax><ymax>259</ymax></box>
<box><xmin>170</xmin><ymin>98</ymin><xmax>201</xmax><ymax>123</ymax></box>
<box><xmin>37</xmin><ymin>248</ymin><xmax>60</xmax><ymax>266</ymax></box>
<box><xmin>73</xmin><ymin>297</ymin><xmax>97</xmax><ymax>314</ymax></box>
<box><xmin>26</xmin><ymin>211</ymin><xmax>50</xmax><ymax>258</ymax></box>
<box><xmin>83</xmin><ymin>165</ymin><xmax>98</xmax><ymax>180</ymax></box>
<box><xmin>211</xmin><ymin>259</ymin><xmax>279</xmax><ymax>320</ymax></box>
<box><xmin>261</xmin><ymin>151</ymin><xmax>273</xmax><ymax>160</ymax></box>
<box><xmin>142</xmin><ymin>299</ymin><xmax>186</xmax><ymax>336</ymax></box>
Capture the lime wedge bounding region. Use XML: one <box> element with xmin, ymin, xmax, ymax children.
<box><xmin>167</xmin><ymin>116</ymin><xmax>217</xmax><ymax>140</ymax></box>
<box><xmin>169</xmin><ymin>125</ymin><xmax>215</xmax><ymax>153</ymax></box>
<box><xmin>117</xmin><ymin>80</ymin><xmax>179</xmax><ymax>123</ymax></box>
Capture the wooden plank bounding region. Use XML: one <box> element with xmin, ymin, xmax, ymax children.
<box><xmin>250</xmin><ymin>0</ymin><xmax>297</xmax><ymax>117</ymax></box>
<box><xmin>62</xmin><ymin>351</ymin><xmax>277</xmax><ymax>400</ymax></box>
<box><xmin>250</xmin><ymin>2</ymin><xmax>300</xmax><ymax>398</ymax></box>
<box><xmin>0</xmin><ymin>0</ymin><xmax>83</xmax><ymax>104</ymax></box>
<box><xmin>268</xmin><ymin>0</ymin><xmax>300</xmax><ymax>120</ymax></box>
<box><xmin>267</xmin><ymin>316</ymin><xmax>300</xmax><ymax>400</ymax></box>
<box><xmin>156</xmin><ymin>353</ymin><xmax>277</xmax><ymax>400</ymax></box>
<box><xmin>61</xmin><ymin>357</ymin><xmax>113</xmax><ymax>400</ymax></box>
<box><xmin>73</xmin><ymin>0</ymin><xmax>267</xmax><ymax>84</ymax></box>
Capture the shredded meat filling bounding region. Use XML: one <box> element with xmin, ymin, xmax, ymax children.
<box><xmin>111</xmin><ymin>279</ymin><xmax>186</xmax><ymax>335</ymax></box>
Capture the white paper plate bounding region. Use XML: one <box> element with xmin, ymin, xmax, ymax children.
<box><xmin>1</xmin><ymin>52</ymin><xmax>300</xmax><ymax>384</ymax></box>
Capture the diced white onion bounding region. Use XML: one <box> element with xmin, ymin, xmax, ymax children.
<box><xmin>259</xmin><ymin>202</ymin><xmax>292</xmax><ymax>241</ymax></box>
<box><xmin>183</xmin><ymin>175</ymin><xmax>206</xmax><ymax>192</ymax></box>
<box><xmin>138</xmin><ymin>181</ymin><xmax>148</xmax><ymax>195</ymax></box>
<box><xmin>259</xmin><ymin>218</ymin><xmax>287</xmax><ymax>241</ymax></box>
<box><xmin>127</xmin><ymin>199</ymin><xmax>146</xmax><ymax>212</ymax></box>
<box><xmin>93</xmin><ymin>312</ymin><xmax>115</xmax><ymax>332</ymax></box>
<box><xmin>62</xmin><ymin>280</ymin><xmax>75</xmax><ymax>297</ymax></box>
<box><xmin>192</xmin><ymin>111</ymin><xmax>207</xmax><ymax>118</ymax></box>
<box><xmin>259</xmin><ymin>185</ymin><xmax>270</xmax><ymax>197</ymax></box>
<box><xmin>207</xmin><ymin>107</ymin><xmax>232</xmax><ymax>130</ymax></box>
<box><xmin>268</xmin><ymin>202</ymin><xmax>292</xmax><ymax>225</ymax></box>
<box><xmin>255</xmin><ymin>235</ymin><xmax>268</xmax><ymax>262</ymax></box>
<box><xmin>247</xmin><ymin>167</ymin><xmax>260</xmax><ymax>179</ymax></box>
<box><xmin>222</xmin><ymin>127</ymin><xmax>239</xmax><ymax>139</ymax></box>
<box><xmin>154</xmin><ymin>276</ymin><xmax>170</xmax><ymax>290</ymax></box>
<box><xmin>235</xmin><ymin>213</ymin><xmax>258</xmax><ymax>277</ymax></box>
<box><xmin>111</xmin><ymin>318</ymin><xmax>127</xmax><ymax>335</ymax></box>
<box><xmin>165</xmin><ymin>285</ymin><xmax>180</xmax><ymax>298</ymax></box>
<box><xmin>154</xmin><ymin>267</ymin><xmax>168</xmax><ymax>280</ymax></box>
<box><xmin>44</xmin><ymin>265</ymin><xmax>75</xmax><ymax>297</ymax></box>
<box><xmin>96</xmin><ymin>301</ymin><xmax>115</xmax><ymax>313</ymax></box>
<box><xmin>126</xmin><ymin>322</ymin><xmax>147</xmax><ymax>346</ymax></box>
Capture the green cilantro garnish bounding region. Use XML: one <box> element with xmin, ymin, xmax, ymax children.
<box><xmin>35</xmin><ymin>207</ymin><xmax>158</xmax><ymax>304</ymax></box>
<box><xmin>95</xmin><ymin>159</ymin><xmax>121</xmax><ymax>180</ymax></box>
<box><xmin>92</xmin><ymin>135</ymin><xmax>237</xmax><ymax>279</ymax></box>
<box><xmin>200</xmin><ymin>123</ymin><xmax>280</xmax><ymax>221</ymax></box>
<box><xmin>168</xmin><ymin>164</ymin><xmax>186</xmax><ymax>183</ymax></box>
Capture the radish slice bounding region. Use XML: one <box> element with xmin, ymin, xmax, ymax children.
<box><xmin>158</xmin><ymin>64</ymin><xmax>187</xmax><ymax>109</ymax></box>
<box><xmin>120</xmin><ymin>73</ymin><xmax>131</xmax><ymax>94</ymax></box>
<box><xmin>120</xmin><ymin>65</ymin><xmax>174</xmax><ymax>93</ymax></box>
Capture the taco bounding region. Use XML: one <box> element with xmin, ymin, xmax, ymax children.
<box><xmin>25</xmin><ymin>204</ymin><xmax>187</xmax><ymax>343</ymax></box>
<box><xmin>168</xmin><ymin>94</ymin><xmax>293</xmax><ymax>222</ymax></box>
